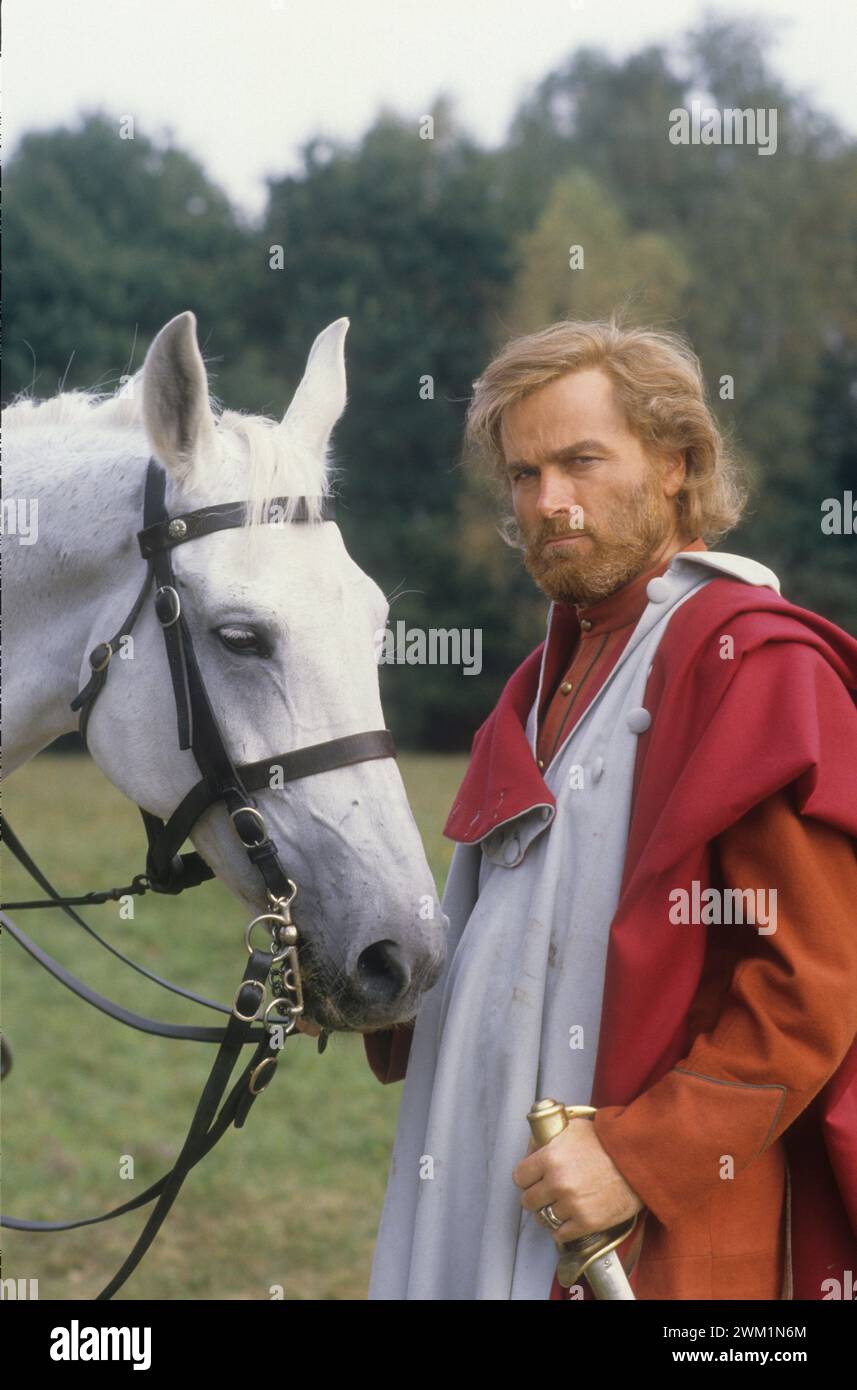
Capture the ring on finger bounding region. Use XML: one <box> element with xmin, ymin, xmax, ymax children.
<box><xmin>538</xmin><ymin>1203</ymin><xmax>563</xmax><ymax>1231</ymax></box>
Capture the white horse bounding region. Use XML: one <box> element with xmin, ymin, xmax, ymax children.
<box><xmin>3</xmin><ymin>310</ymin><xmax>447</xmax><ymax>1034</ymax></box>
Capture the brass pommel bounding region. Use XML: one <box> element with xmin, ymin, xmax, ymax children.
<box><xmin>527</xmin><ymin>1097</ymin><xmax>596</xmax><ymax>1147</ymax></box>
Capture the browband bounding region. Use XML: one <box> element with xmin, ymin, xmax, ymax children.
<box><xmin>138</xmin><ymin>494</ymin><xmax>336</xmax><ymax>557</ymax></box>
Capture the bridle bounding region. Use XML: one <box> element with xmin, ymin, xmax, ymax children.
<box><xmin>0</xmin><ymin>456</ymin><xmax>397</xmax><ymax>1299</ymax></box>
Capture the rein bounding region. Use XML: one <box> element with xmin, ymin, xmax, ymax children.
<box><xmin>1</xmin><ymin>456</ymin><xmax>397</xmax><ymax>1299</ymax></box>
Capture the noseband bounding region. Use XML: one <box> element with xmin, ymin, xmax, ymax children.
<box><xmin>1</xmin><ymin>456</ymin><xmax>397</xmax><ymax>1299</ymax></box>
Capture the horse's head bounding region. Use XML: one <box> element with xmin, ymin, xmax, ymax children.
<box><xmin>85</xmin><ymin>310</ymin><xmax>447</xmax><ymax>1033</ymax></box>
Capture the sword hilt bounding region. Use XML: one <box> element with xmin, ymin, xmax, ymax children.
<box><xmin>527</xmin><ymin>1097</ymin><xmax>639</xmax><ymax>1290</ymax></box>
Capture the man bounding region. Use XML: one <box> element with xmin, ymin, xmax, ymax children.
<box><xmin>362</xmin><ymin>319</ymin><xmax>857</xmax><ymax>1301</ymax></box>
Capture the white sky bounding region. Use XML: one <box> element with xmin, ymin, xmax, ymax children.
<box><xmin>5</xmin><ymin>0</ymin><xmax>856</xmax><ymax>221</ymax></box>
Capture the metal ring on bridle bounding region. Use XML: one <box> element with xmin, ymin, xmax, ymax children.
<box><xmin>277</xmin><ymin>965</ymin><xmax>299</xmax><ymax>993</ymax></box>
<box><xmin>245</xmin><ymin>913</ymin><xmax>292</xmax><ymax>961</ymax></box>
<box><xmin>154</xmin><ymin>585</ymin><xmax>181</xmax><ymax>627</ymax></box>
<box><xmin>230</xmin><ymin>805</ymin><xmax>267</xmax><ymax>847</ymax></box>
<box><xmin>267</xmin><ymin>879</ymin><xmax>298</xmax><ymax>911</ymax></box>
<box><xmin>232</xmin><ymin>978</ymin><xmax>266</xmax><ymax>1021</ymax></box>
<box><xmin>249</xmin><ymin>1056</ymin><xmax>278</xmax><ymax>1094</ymax></box>
<box><xmin>264</xmin><ymin>996</ymin><xmax>301</xmax><ymax>1031</ymax></box>
<box><xmin>89</xmin><ymin>642</ymin><xmax>113</xmax><ymax>672</ymax></box>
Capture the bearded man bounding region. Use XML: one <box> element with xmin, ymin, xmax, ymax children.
<box><xmin>361</xmin><ymin>319</ymin><xmax>857</xmax><ymax>1301</ymax></box>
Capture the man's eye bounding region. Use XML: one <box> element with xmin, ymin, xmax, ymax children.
<box><xmin>218</xmin><ymin>627</ymin><xmax>268</xmax><ymax>656</ymax></box>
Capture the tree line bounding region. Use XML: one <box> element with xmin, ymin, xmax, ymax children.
<box><xmin>6</xmin><ymin>15</ymin><xmax>855</xmax><ymax>748</ymax></box>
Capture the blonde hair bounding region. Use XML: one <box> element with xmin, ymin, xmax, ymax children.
<box><xmin>464</xmin><ymin>316</ymin><xmax>748</xmax><ymax>543</ymax></box>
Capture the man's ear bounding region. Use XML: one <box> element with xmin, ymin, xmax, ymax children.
<box><xmin>660</xmin><ymin>449</ymin><xmax>687</xmax><ymax>498</ymax></box>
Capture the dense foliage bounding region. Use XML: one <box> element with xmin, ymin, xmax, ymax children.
<box><xmin>6</xmin><ymin>17</ymin><xmax>855</xmax><ymax>747</ymax></box>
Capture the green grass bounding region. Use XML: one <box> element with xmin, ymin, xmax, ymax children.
<box><xmin>1</xmin><ymin>751</ymin><xmax>466</xmax><ymax>1300</ymax></box>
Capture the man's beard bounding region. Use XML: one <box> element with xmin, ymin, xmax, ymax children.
<box><xmin>520</xmin><ymin>474</ymin><xmax>676</xmax><ymax>607</ymax></box>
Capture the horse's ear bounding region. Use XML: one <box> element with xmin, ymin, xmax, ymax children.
<box><xmin>141</xmin><ymin>311</ymin><xmax>218</xmax><ymax>488</ymax></box>
<box><xmin>280</xmin><ymin>318</ymin><xmax>349</xmax><ymax>458</ymax></box>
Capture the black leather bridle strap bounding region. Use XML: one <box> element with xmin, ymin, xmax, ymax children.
<box><xmin>145</xmin><ymin>463</ymin><xmax>195</xmax><ymax>750</ymax></box>
<box><xmin>144</xmin><ymin>730</ymin><xmax>397</xmax><ymax>882</ymax></box>
<box><xmin>1</xmin><ymin>909</ymin><xmax>260</xmax><ymax>1042</ymax></box>
<box><xmin>69</xmin><ymin>558</ymin><xmax>156</xmax><ymax>748</ymax></box>
<box><xmin>240</xmin><ymin>730</ymin><xmax>397</xmax><ymax>790</ymax></box>
<box><xmin>69</xmin><ymin>460</ymin><xmax>169</xmax><ymax>747</ymax></box>
<box><xmin>69</xmin><ymin>462</ymin><xmax>337</xmax><ymax>757</ymax></box>
<box><xmin>144</xmin><ymin>468</ymin><xmax>254</xmax><ymax>789</ymax></box>
<box><xmin>138</xmin><ymin>494</ymin><xmax>335</xmax><ymax>557</ymax></box>
<box><xmin>137</xmin><ymin>459</ymin><xmax>393</xmax><ymax>903</ymax></box>
<box><xmin>1</xmin><ymin>821</ymin><xmax>228</xmax><ymax>1019</ymax></box>
<box><xmin>139</xmin><ymin>459</ymin><xmax>293</xmax><ymax>903</ymax></box>
<box><xmin>1</xmin><ymin>1033</ymin><xmax>274</xmax><ymax>1233</ymax></box>
<box><xmin>93</xmin><ymin>945</ymin><xmax>276</xmax><ymax>1300</ymax></box>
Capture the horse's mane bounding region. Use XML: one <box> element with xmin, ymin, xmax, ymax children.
<box><xmin>3</xmin><ymin>369</ymin><xmax>335</xmax><ymax>525</ymax></box>
<box><xmin>3</xmin><ymin>377</ymin><xmax>147</xmax><ymax>432</ymax></box>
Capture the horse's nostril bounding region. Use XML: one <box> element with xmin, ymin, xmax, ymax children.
<box><xmin>354</xmin><ymin>940</ymin><xmax>409</xmax><ymax>1008</ymax></box>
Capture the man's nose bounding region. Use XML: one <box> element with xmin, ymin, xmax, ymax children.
<box><xmin>535</xmin><ymin>467</ymin><xmax>579</xmax><ymax>520</ymax></box>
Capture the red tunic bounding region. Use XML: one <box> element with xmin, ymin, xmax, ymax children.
<box><xmin>535</xmin><ymin>539</ymin><xmax>708</xmax><ymax>770</ymax></box>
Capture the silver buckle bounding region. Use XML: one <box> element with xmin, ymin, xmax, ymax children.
<box><xmin>229</xmin><ymin>805</ymin><xmax>267</xmax><ymax>847</ymax></box>
<box><xmin>232</xmin><ymin>978</ymin><xmax>265</xmax><ymax>1021</ymax></box>
<box><xmin>154</xmin><ymin>585</ymin><xmax>181</xmax><ymax>627</ymax></box>
<box><xmin>249</xmin><ymin>1056</ymin><xmax>278</xmax><ymax>1094</ymax></box>
<box><xmin>89</xmin><ymin>642</ymin><xmax>113</xmax><ymax>673</ymax></box>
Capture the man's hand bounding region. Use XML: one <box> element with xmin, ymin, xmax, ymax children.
<box><xmin>512</xmin><ymin>1119</ymin><xmax>644</xmax><ymax>1243</ymax></box>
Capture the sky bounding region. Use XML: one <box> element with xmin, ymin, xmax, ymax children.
<box><xmin>5</xmin><ymin>0</ymin><xmax>857</xmax><ymax>221</ymax></box>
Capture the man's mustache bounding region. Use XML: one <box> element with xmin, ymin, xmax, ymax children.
<box><xmin>529</xmin><ymin>524</ymin><xmax>594</xmax><ymax>546</ymax></box>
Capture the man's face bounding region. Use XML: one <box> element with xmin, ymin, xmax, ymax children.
<box><xmin>500</xmin><ymin>367</ymin><xmax>686</xmax><ymax>606</ymax></box>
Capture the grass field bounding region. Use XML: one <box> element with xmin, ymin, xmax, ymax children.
<box><xmin>1</xmin><ymin>750</ymin><xmax>466</xmax><ymax>1300</ymax></box>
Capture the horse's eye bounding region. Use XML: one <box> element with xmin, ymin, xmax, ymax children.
<box><xmin>218</xmin><ymin>626</ymin><xmax>267</xmax><ymax>656</ymax></box>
